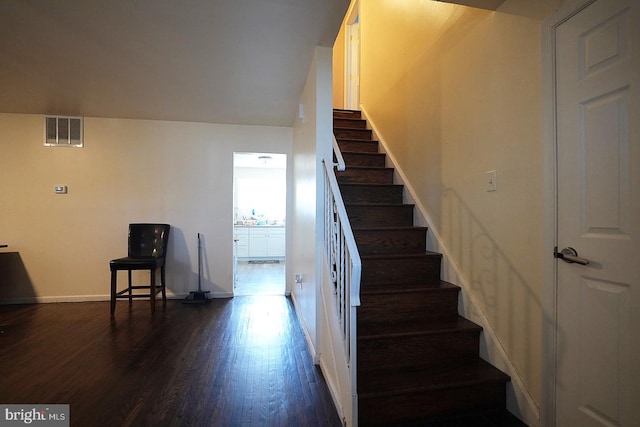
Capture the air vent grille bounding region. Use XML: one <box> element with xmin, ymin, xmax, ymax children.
<box><xmin>44</xmin><ymin>116</ymin><xmax>83</xmax><ymax>147</ymax></box>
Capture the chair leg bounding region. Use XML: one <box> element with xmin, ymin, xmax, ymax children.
<box><xmin>150</xmin><ymin>268</ymin><xmax>156</xmax><ymax>314</ymax></box>
<box><xmin>161</xmin><ymin>266</ymin><xmax>167</xmax><ymax>302</ymax></box>
<box><xmin>110</xmin><ymin>269</ymin><xmax>117</xmax><ymax>316</ymax></box>
<box><xmin>127</xmin><ymin>270</ymin><xmax>133</xmax><ymax>304</ymax></box>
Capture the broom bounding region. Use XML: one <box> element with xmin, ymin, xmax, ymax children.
<box><xmin>184</xmin><ymin>233</ymin><xmax>210</xmax><ymax>302</ymax></box>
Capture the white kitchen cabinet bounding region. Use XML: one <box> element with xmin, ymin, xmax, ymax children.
<box><xmin>234</xmin><ymin>227</ymin><xmax>249</xmax><ymax>258</ymax></box>
<box><xmin>248</xmin><ymin>228</ymin><xmax>269</xmax><ymax>257</ymax></box>
<box><xmin>266</xmin><ymin>228</ymin><xmax>285</xmax><ymax>257</ymax></box>
<box><xmin>235</xmin><ymin>226</ymin><xmax>285</xmax><ymax>259</ymax></box>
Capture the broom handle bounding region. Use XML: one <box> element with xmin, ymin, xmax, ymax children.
<box><xmin>197</xmin><ymin>233</ymin><xmax>202</xmax><ymax>292</ymax></box>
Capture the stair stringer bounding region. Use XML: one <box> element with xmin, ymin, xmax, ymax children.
<box><xmin>360</xmin><ymin>105</ymin><xmax>540</xmax><ymax>427</ymax></box>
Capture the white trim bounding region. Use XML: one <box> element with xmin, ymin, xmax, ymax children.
<box><xmin>290</xmin><ymin>291</ymin><xmax>319</xmax><ymax>363</ymax></box>
<box><xmin>319</xmin><ymin>356</ymin><xmax>347</xmax><ymax>426</ymax></box>
<box><xmin>541</xmin><ymin>1</ymin><xmax>598</xmax><ymax>426</ymax></box>
<box><xmin>361</xmin><ymin>105</ymin><xmax>540</xmax><ymax>427</ymax></box>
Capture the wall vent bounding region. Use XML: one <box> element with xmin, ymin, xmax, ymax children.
<box><xmin>44</xmin><ymin>116</ymin><xmax>83</xmax><ymax>147</ymax></box>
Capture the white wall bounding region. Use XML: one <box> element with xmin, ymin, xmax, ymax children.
<box><xmin>290</xmin><ymin>47</ymin><xmax>333</xmax><ymax>356</ymax></box>
<box><xmin>0</xmin><ymin>113</ymin><xmax>292</xmax><ymax>302</ymax></box>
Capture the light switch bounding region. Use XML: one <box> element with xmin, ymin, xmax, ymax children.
<box><xmin>486</xmin><ymin>171</ymin><xmax>497</xmax><ymax>192</ymax></box>
<box><xmin>54</xmin><ymin>185</ymin><xmax>68</xmax><ymax>194</ymax></box>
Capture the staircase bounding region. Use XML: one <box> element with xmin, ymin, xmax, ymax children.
<box><xmin>333</xmin><ymin>109</ymin><xmax>525</xmax><ymax>426</ymax></box>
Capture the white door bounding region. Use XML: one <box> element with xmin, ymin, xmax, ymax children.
<box><xmin>555</xmin><ymin>0</ymin><xmax>639</xmax><ymax>425</ymax></box>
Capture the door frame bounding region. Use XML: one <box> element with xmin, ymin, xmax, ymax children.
<box><xmin>232</xmin><ymin>152</ymin><xmax>289</xmax><ymax>296</ymax></box>
<box><xmin>344</xmin><ymin>0</ymin><xmax>360</xmax><ymax>110</ymax></box>
<box><xmin>541</xmin><ymin>1</ymin><xmax>599</xmax><ymax>425</ymax></box>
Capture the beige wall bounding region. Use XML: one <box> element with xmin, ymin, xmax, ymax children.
<box><xmin>0</xmin><ymin>113</ymin><xmax>292</xmax><ymax>302</ymax></box>
<box><xmin>332</xmin><ymin>23</ymin><xmax>346</xmax><ymax>109</ymax></box>
<box><xmin>343</xmin><ymin>0</ymin><xmax>563</xmax><ymax>408</ymax></box>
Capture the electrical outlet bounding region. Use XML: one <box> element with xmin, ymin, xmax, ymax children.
<box><xmin>486</xmin><ymin>171</ymin><xmax>497</xmax><ymax>192</ymax></box>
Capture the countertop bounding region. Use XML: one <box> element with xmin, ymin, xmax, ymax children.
<box><xmin>234</xmin><ymin>224</ymin><xmax>284</xmax><ymax>228</ymax></box>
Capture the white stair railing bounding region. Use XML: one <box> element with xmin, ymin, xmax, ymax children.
<box><xmin>332</xmin><ymin>134</ymin><xmax>346</xmax><ymax>172</ymax></box>
<box><xmin>323</xmin><ymin>135</ymin><xmax>361</xmax><ymax>425</ymax></box>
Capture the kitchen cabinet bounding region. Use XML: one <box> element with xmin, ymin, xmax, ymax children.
<box><xmin>234</xmin><ymin>226</ymin><xmax>285</xmax><ymax>259</ymax></box>
<box><xmin>249</xmin><ymin>228</ymin><xmax>268</xmax><ymax>257</ymax></box>
<box><xmin>234</xmin><ymin>227</ymin><xmax>249</xmax><ymax>258</ymax></box>
<box><xmin>263</xmin><ymin>228</ymin><xmax>285</xmax><ymax>257</ymax></box>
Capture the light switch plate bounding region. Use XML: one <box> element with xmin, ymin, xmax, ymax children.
<box><xmin>486</xmin><ymin>171</ymin><xmax>497</xmax><ymax>192</ymax></box>
<box><xmin>54</xmin><ymin>185</ymin><xmax>68</xmax><ymax>194</ymax></box>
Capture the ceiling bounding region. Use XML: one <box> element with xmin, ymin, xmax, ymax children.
<box><xmin>0</xmin><ymin>0</ymin><xmax>350</xmax><ymax>127</ymax></box>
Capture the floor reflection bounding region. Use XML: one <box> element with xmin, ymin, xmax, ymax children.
<box><xmin>235</xmin><ymin>260</ymin><xmax>284</xmax><ymax>296</ymax></box>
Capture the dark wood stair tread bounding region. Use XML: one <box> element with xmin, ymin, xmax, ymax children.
<box><xmin>334</xmin><ymin>108</ymin><xmax>361</xmax><ymax>115</ymax></box>
<box><xmin>346</xmin><ymin>202</ymin><xmax>414</xmax><ymax>208</ymax></box>
<box><xmin>358</xmin><ymin>316</ymin><xmax>482</xmax><ymax>340</ymax></box>
<box><xmin>340</xmin><ymin>182</ymin><xmax>404</xmax><ymax>187</ymax></box>
<box><xmin>392</xmin><ymin>409</ymin><xmax>527</xmax><ymax>427</ymax></box>
<box><xmin>353</xmin><ymin>225</ymin><xmax>428</xmax><ymax>232</ymax></box>
<box><xmin>360</xmin><ymin>280</ymin><xmax>458</xmax><ymax>295</ymax></box>
<box><xmin>358</xmin><ymin>359</ymin><xmax>510</xmax><ymax>398</ymax></box>
<box><xmin>335</xmin><ymin>136</ymin><xmax>377</xmax><ymax>142</ymax></box>
<box><xmin>341</xmin><ymin>150</ymin><xmax>385</xmax><ymax>155</ymax></box>
<box><xmin>340</xmin><ymin>150</ymin><xmax>387</xmax><ymax>157</ymax></box>
<box><xmin>337</xmin><ymin>165</ymin><xmax>391</xmax><ymax>171</ymax></box>
<box><xmin>334</xmin><ymin>117</ymin><xmax>366</xmax><ymax>124</ymax></box>
<box><xmin>360</xmin><ymin>251</ymin><xmax>441</xmax><ymax>260</ymax></box>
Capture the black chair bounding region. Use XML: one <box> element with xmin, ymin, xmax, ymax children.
<box><xmin>110</xmin><ymin>224</ymin><xmax>170</xmax><ymax>315</ymax></box>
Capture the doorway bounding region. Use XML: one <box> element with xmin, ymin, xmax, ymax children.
<box><xmin>233</xmin><ymin>152</ymin><xmax>287</xmax><ymax>296</ymax></box>
<box><xmin>345</xmin><ymin>2</ymin><xmax>360</xmax><ymax>110</ymax></box>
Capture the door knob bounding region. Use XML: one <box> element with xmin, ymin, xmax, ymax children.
<box><xmin>554</xmin><ymin>247</ymin><xmax>590</xmax><ymax>265</ymax></box>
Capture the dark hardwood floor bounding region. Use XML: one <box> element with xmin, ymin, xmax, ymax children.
<box><xmin>0</xmin><ymin>297</ymin><xmax>341</xmax><ymax>427</ymax></box>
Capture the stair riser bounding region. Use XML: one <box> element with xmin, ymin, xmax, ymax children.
<box><xmin>346</xmin><ymin>205</ymin><xmax>414</xmax><ymax>228</ymax></box>
<box><xmin>341</xmin><ymin>152</ymin><xmax>386</xmax><ymax>167</ymax></box>
<box><xmin>334</xmin><ymin>109</ymin><xmax>362</xmax><ymax>119</ymax></box>
<box><xmin>358</xmin><ymin>383</ymin><xmax>506</xmax><ymax>426</ymax></box>
<box><xmin>358</xmin><ymin>290</ymin><xmax>459</xmax><ymax>325</ymax></box>
<box><xmin>339</xmin><ymin>185</ymin><xmax>404</xmax><ymax>204</ymax></box>
<box><xmin>354</xmin><ymin>228</ymin><xmax>426</xmax><ymax>255</ymax></box>
<box><xmin>362</xmin><ymin>256</ymin><xmax>441</xmax><ymax>285</ymax></box>
<box><xmin>336</xmin><ymin>168</ymin><xmax>394</xmax><ymax>185</ymax></box>
<box><xmin>358</xmin><ymin>330</ymin><xmax>480</xmax><ymax>371</ymax></box>
<box><xmin>334</xmin><ymin>118</ymin><xmax>367</xmax><ymax>129</ymax></box>
<box><xmin>337</xmin><ymin>139</ymin><xmax>379</xmax><ymax>153</ymax></box>
<box><xmin>334</xmin><ymin>128</ymin><xmax>372</xmax><ymax>140</ymax></box>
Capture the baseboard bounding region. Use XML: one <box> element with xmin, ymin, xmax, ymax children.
<box><xmin>361</xmin><ymin>105</ymin><xmax>540</xmax><ymax>427</ymax></box>
<box><xmin>0</xmin><ymin>291</ymin><xmax>234</xmax><ymax>305</ymax></box>
<box><xmin>319</xmin><ymin>356</ymin><xmax>347</xmax><ymax>426</ymax></box>
<box><xmin>289</xmin><ymin>291</ymin><xmax>319</xmax><ymax>364</ymax></box>
<box><xmin>0</xmin><ymin>295</ymin><xmax>111</xmax><ymax>304</ymax></box>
